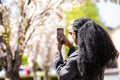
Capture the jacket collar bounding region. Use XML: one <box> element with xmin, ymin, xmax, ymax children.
<box><xmin>69</xmin><ymin>50</ymin><xmax>78</xmax><ymax>58</ymax></box>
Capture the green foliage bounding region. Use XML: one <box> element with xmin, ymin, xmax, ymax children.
<box><xmin>0</xmin><ymin>63</ymin><xmax>2</xmax><ymax>71</ymax></box>
<box><xmin>2</xmin><ymin>33</ymin><xmax>10</xmax><ymax>45</ymax></box>
<box><xmin>20</xmin><ymin>76</ymin><xmax>33</xmax><ymax>80</ymax></box>
<box><xmin>22</xmin><ymin>55</ymin><xmax>28</xmax><ymax>65</ymax></box>
<box><xmin>0</xmin><ymin>76</ymin><xmax>33</xmax><ymax>80</ymax></box>
<box><xmin>50</xmin><ymin>75</ymin><xmax>58</xmax><ymax>80</ymax></box>
<box><xmin>36</xmin><ymin>71</ymin><xmax>58</xmax><ymax>80</ymax></box>
<box><xmin>0</xmin><ymin>77</ymin><xmax>4</xmax><ymax>80</ymax></box>
<box><xmin>0</xmin><ymin>73</ymin><xmax>58</xmax><ymax>80</ymax></box>
<box><xmin>65</xmin><ymin>0</ymin><xmax>104</xmax><ymax>26</ymax></box>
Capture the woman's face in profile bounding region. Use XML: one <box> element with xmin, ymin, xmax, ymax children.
<box><xmin>69</xmin><ymin>30</ymin><xmax>78</xmax><ymax>45</ymax></box>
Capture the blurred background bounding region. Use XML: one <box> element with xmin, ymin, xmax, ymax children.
<box><xmin>0</xmin><ymin>0</ymin><xmax>120</xmax><ymax>80</ymax></box>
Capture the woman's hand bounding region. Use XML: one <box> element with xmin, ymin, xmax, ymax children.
<box><xmin>57</xmin><ymin>34</ymin><xmax>73</xmax><ymax>49</ymax></box>
<box><xmin>62</xmin><ymin>34</ymin><xmax>73</xmax><ymax>48</ymax></box>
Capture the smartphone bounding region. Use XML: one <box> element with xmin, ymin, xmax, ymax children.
<box><xmin>57</xmin><ymin>28</ymin><xmax>64</xmax><ymax>36</ymax></box>
<box><xmin>57</xmin><ymin>28</ymin><xmax>64</xmax><ymax>43</ymax></box>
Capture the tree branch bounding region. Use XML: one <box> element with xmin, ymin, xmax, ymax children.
<box><xmin>25</xmin><ymin>18</ymin><xmax>31</xmax><ymax>34</ymax></box>
<box><xmin>28</xmin><ymin>0</ymin><xmax>31</xmax><ymax>5</ymax></box>
<box><xmin>0</xmin><ymin>12</ymin><xmax>3</xmax><ymax>25</ymax></box>
<box><xmin>25</xmin><ymin>28</ymin><xmax>35</xmax><ymax>48</ymax></box>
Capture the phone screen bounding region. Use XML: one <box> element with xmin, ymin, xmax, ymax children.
<box><xmin>57</xmin><ymin>28</ymin><xmax>64</xmax><ymax>43</ymax></box>
<box><xmin>57</xmin><ymin>28</ymin><xmax>64</xmax><ymax>36</ymax></box>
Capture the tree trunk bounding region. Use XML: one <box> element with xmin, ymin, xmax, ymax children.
<box><xmin>4</xmin><ymin>51</ymin><xmax>22</xmax><ymax>80</ymax></box>
<box><xmin>44</xmin><ymin>70</ymin><xmax>50</xmax><ymax>80</ymax></box>
<box><xmin>33</xmin><ymin>66</ymin><xmax>37</xmax><ymax>80</ymax></box>
<box><xmin>33</xmin><ymin>71</ymin><xmax>37</xmax><ymax>80</ymax></box>
<box><xmin>6</xmin><ymin>70</ymin><xmax>20</xmax><ymax>80</ymax></box>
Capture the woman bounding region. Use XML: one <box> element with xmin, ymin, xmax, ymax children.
<box><xmin>54</xmin><ymin>17</ymin><xmax>119</xmax><ymax>80</ymax></box>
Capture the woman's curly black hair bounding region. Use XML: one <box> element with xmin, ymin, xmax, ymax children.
<box><xmin>73</xmin><ymin>18</ymin><xmax>119</xmax><ymax>80</ymax></box>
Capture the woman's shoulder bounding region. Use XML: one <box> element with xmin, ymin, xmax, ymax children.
<box><xmin>69</xmin><ymin>50</ymin><xmax>79</xmax><ymax>58</ymax></box>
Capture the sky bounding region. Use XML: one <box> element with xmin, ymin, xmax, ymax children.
<box><xmin>96</xmin><ymin>1</ymin><xmax>120</xmax><ymax>28</ymax></box>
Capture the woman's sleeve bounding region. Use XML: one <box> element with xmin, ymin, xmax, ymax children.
<box><xmin>68</xmin><ymin>46</ymin><xmax>76</xmax><ymax>56</ymax></box>
<box><xmin>54</xmin><ymin>51</ymin><xmax>78</xmax><ymax>80</ymax></box>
